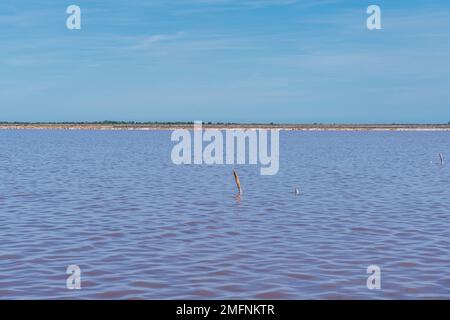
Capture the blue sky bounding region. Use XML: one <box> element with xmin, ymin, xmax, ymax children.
<box><xmin>0</xmin><ymin>0</ymin><xmax>449</xmax><ymax>123</ymax></box>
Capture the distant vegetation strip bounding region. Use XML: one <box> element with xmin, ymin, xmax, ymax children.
<box><xmin>1</xmin><ymin>121</ymin><xmax>450</xmax><ymax>126</ymax></box>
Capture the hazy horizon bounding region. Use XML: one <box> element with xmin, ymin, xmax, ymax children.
<box><xmin>1</xmin><ymin>120</ymin><xmax>450</xmax><ymax>126</ymax></box>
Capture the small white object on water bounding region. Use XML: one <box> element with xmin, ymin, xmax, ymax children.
<box><xmin>294</xmin><ymin>187</ymin><xmax>300</xmax><ymax>196</ymax></box>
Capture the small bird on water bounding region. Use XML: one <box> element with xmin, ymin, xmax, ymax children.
<box><xmin>294</xmin><ymin>187</ymin><xmax>300</xmax><ymax>196</ymax></box>
<box><xmin>439</xmin><ymin>153</ymin><xmax>444</xmax><ymax>166</ymax></box>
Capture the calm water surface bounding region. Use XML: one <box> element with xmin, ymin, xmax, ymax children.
<box><xmin>1</xmin><ymin>130</ymin><xmax>449</xmax><ymax>299</ymax></box>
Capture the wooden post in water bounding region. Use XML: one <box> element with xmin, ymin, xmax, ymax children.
<box><xmin>233</xmin><ymin>169</ymin><xmax>243</xmax><ymax>196</ymax></box>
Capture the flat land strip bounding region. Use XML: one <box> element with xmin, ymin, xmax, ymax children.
<box><xmin>1</xmin><ymin>123</ymin><xmax>450</xmax><ymax>131</ymax></box>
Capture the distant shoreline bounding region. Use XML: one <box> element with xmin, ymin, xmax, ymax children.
<box><xmin>1</xmin><ymin>123</ymin><xmax>450</xmax><ymax>131</ymax></box>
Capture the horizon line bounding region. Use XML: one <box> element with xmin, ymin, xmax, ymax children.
<box><xmin>2</xmin><ymin>121</ymin><xmax>450</xmax><ymax>127</ymax></box>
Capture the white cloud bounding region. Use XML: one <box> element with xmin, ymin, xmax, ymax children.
<box><xmin>133</xmin><ymin>32</ymin><xmax>186</xmax><ymax>49</ymax></box>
